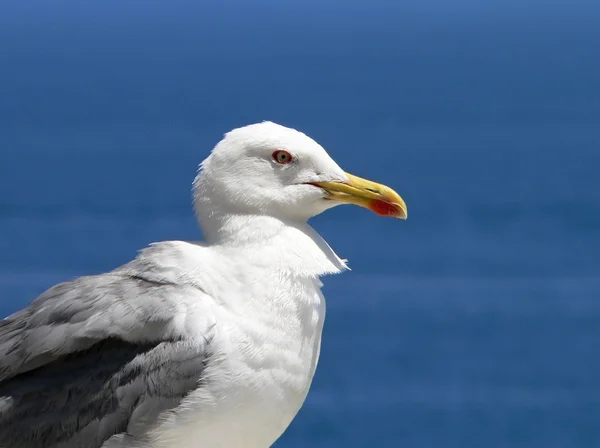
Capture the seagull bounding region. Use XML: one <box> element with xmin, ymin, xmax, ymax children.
<box><xmin>0</xmin><ymin>122</ymin><xmax>407</xmax><ymax>448</ymax></box>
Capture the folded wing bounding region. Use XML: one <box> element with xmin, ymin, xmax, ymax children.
<box><xmin>0</xmin><ymin>251</ymin><xmax>215</xmax><ymax>448</ymax></box>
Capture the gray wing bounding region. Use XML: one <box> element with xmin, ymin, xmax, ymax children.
<box><xmin>0</xmin><ymin>259</ymin><xmax>215</xmax><ymax>448</ymax></box>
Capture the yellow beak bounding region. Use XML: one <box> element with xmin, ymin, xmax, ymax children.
<box><xmin>311</xmin><ymin>172</ymin><xmax>407</xmax><ymax>219</ymax></box>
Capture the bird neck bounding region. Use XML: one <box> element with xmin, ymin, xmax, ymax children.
<box><xmin>197</xmin><ymin>208</ymin><xmax>349</xmax><ymax>278</ymax></box>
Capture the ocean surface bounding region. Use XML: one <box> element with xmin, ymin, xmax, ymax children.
<box><xmin>1</xmin><ymin>1</ymin><xmax>599</xmax><ymax>446</ymax></box>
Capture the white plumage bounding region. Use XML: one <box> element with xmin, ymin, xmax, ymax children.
<box><xmin>0</xmin><ymin>121</ymin><xmax>406</xmax><ymax>448</ymax></box>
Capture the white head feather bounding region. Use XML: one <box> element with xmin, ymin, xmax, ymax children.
<box><xmin>193</xmin><ymin>121</ymin><xmax>349</xmax><ymax>226</ymax></box>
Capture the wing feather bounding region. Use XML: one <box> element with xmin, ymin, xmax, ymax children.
<box><xmin>0</xmin><ymin>243</ymin><xmax>216</xmax><ymax>448</ymax></box>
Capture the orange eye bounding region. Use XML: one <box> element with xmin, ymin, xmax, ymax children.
<box><xmin>272</xmin><ymin>150</ymin><xmax>293</xmax><ymax>165</ymax></box>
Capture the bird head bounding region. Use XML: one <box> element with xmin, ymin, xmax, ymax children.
<box><xmin>194</xmin><ymin>122</ymin><xmax>407</xmax><ymax>223</ymax></box>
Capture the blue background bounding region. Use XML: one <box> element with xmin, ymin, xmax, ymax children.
<box><xmin>1</xmin><ymin>1</ymin><xmax>599</xmax><ymax>446</ymax></box>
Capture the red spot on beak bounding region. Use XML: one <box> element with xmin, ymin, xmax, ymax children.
<box><xmin>370</xmin><ymin>199</ymin><xmax>404</xmax><ymax>217</ymax></box>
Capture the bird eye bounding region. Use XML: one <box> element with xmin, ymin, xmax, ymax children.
<box><xmin>272</xmin><ymin>150</ymin><xmax>293</xmax><ymax>165</ymax></box>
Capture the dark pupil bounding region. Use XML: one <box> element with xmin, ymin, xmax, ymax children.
<box><xmin>279</xmin><ymin>153</ymin><xmax>287</xmax><ymax>161</ymax></box>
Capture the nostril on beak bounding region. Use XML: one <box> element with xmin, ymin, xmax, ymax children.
<box><xmin>366</xmin><ymin>188</ymin><xmax>381</xmax><ymax>195</ymax></box>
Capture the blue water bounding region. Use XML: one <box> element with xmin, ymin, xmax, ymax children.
<box><xmin>1</xmin><ymin>1</ymin><xmax>599</xmax><ymax>446</ymax></box>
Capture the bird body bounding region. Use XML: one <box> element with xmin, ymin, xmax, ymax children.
<box><xmin>131</xmin><ymin>222</ymin><xmax>342</xmax><ymax>447</ymax></box>
<box><xmin>0</xmin><ymin>122</ymin><xmax>406</xmax><ymax>447</ymax></box>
